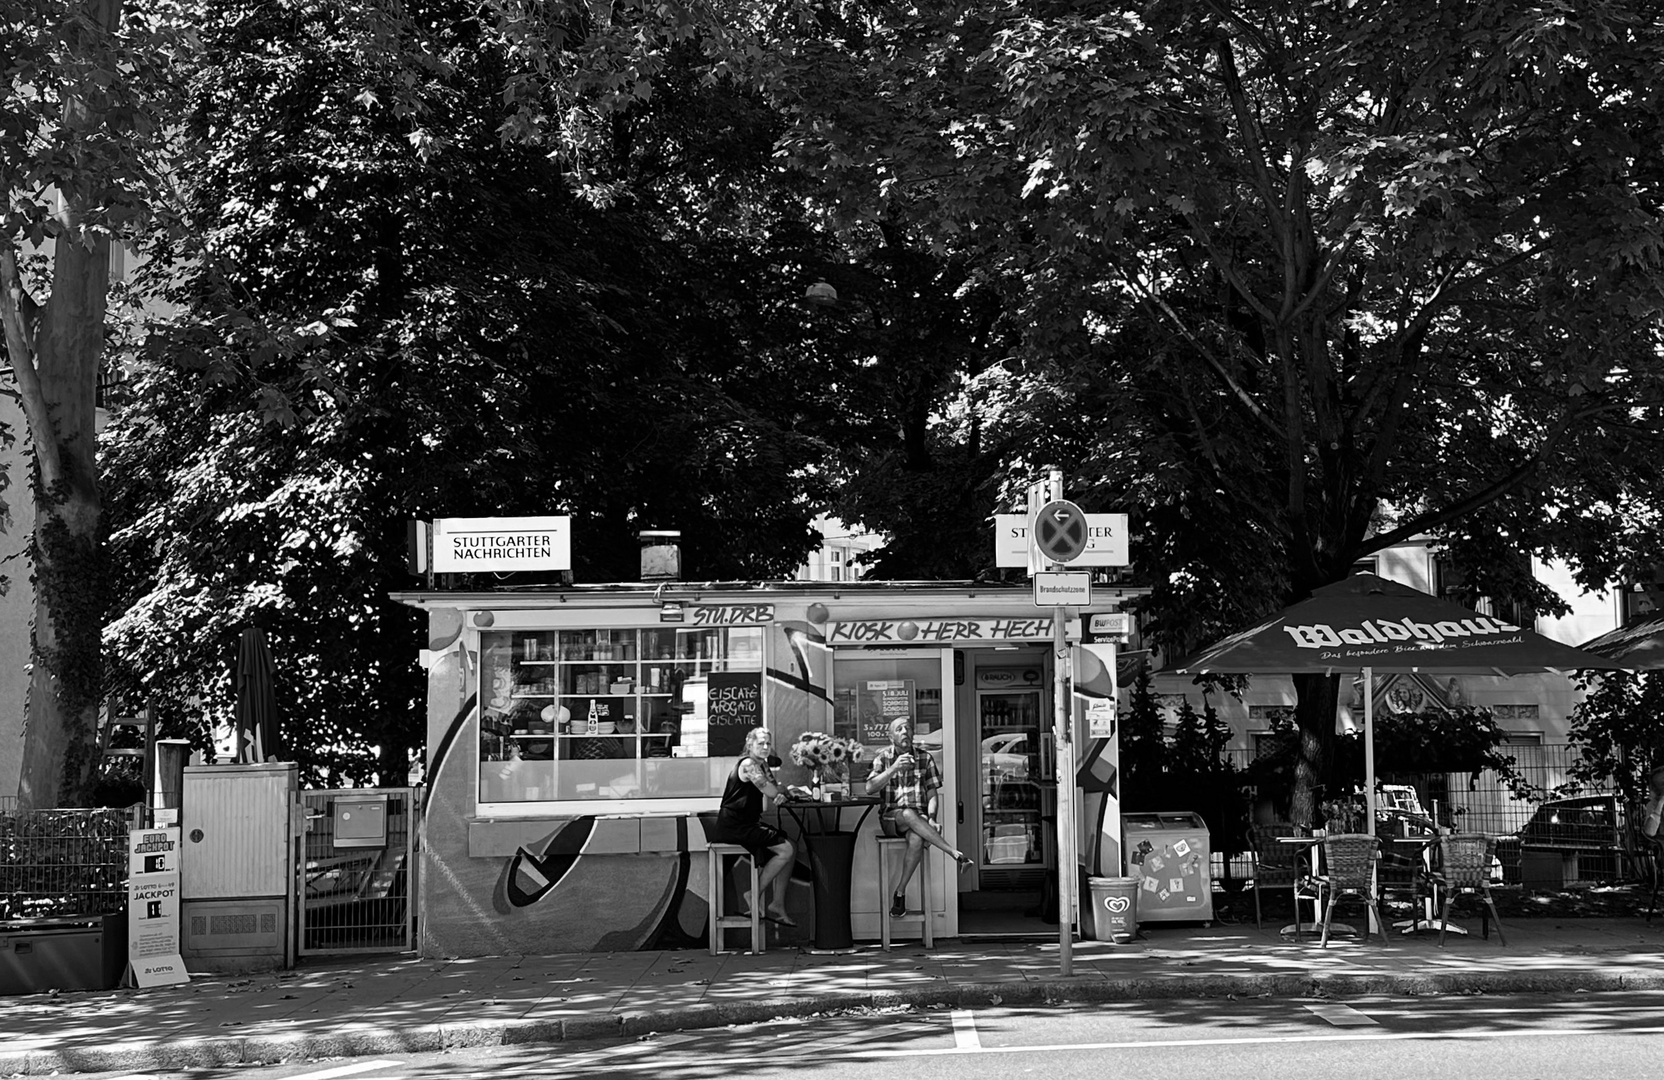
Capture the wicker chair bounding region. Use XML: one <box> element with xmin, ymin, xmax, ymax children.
<box><xmin>1624</xmin><ymin>808</ymin><xmax>1663</xmax><ymax>924</ymax></box>
<box><xmin>1248</xmin><ymin>823</ymin><xmax>1322</xmax><ymax>939</ymax></box>
<box><xmin>1424</xmin><ymin>833</ymin><xmax>1506</xmax><ymax>946</ymax></box>
<box><xmin>1317</xmin><ymin>833</ymin><xmax>1385</xmax><ymax>946</ymax></box>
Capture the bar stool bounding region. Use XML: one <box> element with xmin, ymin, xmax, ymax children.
<box><xmin>875</xmin><ymin>836</ymin><xmax>934</xmax><ymax>950</ymax></box>
<box><xmin>706</xmin><ymin>842</ymin><xmax>765</xmax><ymax>955</ymax></box>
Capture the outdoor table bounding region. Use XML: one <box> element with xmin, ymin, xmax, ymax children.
<box><xmin>779</xmin><ymin>796</ymin><xmax>880</xmax><ymax>953</ymax></box>
<box><xmin>1388</xmin><ymin>834</ymin><xmax>1470</xmax><ymax>937</ymax></box>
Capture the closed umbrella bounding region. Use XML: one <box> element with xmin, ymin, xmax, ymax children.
<box><xmin>235</xmin><ymin>627</ymin><xmax>281</xmax><ymax>764</ymax></box>
<box><xmin>1173</xmin><ymin>573</ymin><xmax>1627</xmax><ymax>826</ymax></box>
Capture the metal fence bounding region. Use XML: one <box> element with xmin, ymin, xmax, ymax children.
<box><xmin>1207</xmin><ymin>743</ymin><xmax>1626</xmax><ymax>884</ymax></box>
<box><xmin>297</xmin><ymin>788</ymin><xmax>418</xmax><ymax>955</ymax></box>
<box><xmin>0</xmin><ymin>806</ymin><xmax>136</xmax><ymax>920</ymax></box>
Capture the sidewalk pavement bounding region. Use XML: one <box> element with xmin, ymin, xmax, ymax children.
<box><xmin>6</xmin><ymin>916</ymin><xmax>1664</xmax><ymax>1076</ymax></box>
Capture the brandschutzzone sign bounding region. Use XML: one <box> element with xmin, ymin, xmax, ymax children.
<box><xmin>432</xmin><ymin>516</ymin><xmax>572</xmax><ymax>573</ymax></box>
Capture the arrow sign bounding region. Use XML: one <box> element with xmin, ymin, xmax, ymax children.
<box><xmin>1034</xmin><ymin>499</ymin><xmax>1089</xmax><ymax>563</ymax></box>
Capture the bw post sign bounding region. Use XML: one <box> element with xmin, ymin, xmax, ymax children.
<box><xmin>127</xmin><ymin>827</ymin><xmax>188</xmax><ymax>987</ymax></box>
<box><xmin>432</xmin><ymin>516</ymin><xmax>571</xmax><ymax>573</ymax></box>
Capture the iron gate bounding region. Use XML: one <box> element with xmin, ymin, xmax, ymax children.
<box><xmin>296</xmin><ymin>788</ymin><xmax>419</xmax><ymax>955</ymax></box>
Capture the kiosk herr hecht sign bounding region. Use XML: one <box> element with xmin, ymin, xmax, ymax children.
<box><xmin>433</xmin><ymin>516</ymin><xmax>572</xmax><ymax>573</ymax></box>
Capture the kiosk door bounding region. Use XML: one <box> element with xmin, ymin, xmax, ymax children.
<box><xmin>831</xmin><ymin>649</ymin><xmax>957</xmax><ymax>941</ymax></box>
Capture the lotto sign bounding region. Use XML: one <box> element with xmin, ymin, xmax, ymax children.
<box><xmin>127</xmin><ymin>828</ymin><xmax>189</xmax><ymax>987</ymax></box>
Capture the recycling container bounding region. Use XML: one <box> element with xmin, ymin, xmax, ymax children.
<box><xmin>1121</xmin><ymin>811</ymin><xmax>1214</xmax><ymax>924</ymax></box>
<box><xmin>1085</xmin><ymin>876</ymin><xmax>1141</xmax><ymax>942</ymax></box>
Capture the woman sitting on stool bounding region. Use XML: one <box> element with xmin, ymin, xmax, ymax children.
<box><xmin>866</xmin><ymin>716</ymin><xmax>973</xmax><ymax>919</ymax></box>
<box><xmin>709</xmin><ymin>727</ymin><xmax>798</xmax><ymax>928</ymax></box>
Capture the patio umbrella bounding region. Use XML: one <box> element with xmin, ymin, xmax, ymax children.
<box><xmin>1173</xmin><ymin>572</ymin><xmax>1627</xmax><ymax>826</ymax></box>
<box><xmin>234</xmin><ymin>627</ymin><xmax>281</xmax><ymax>764</ymax></box>
<box><xmin>1579</xmin><ymin>613</ymin><xmax>1664</xmax><ymax>670</ymax></box>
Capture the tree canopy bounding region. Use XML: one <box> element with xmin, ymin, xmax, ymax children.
<box><xmin>24</xmin><ymin>0</ymin><xmax>1664</xmax><ymax>801</ymax></box>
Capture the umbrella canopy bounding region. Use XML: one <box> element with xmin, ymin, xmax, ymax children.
<box><xmin>1173</xmin><ymin>573</ymin><xmax>1626</xmax><ymax>825</ymax></box>
<box><xmin>1579</xmin><ymin>613</ymin><xmax>1664</xmax><ymax>670</ymax></box>
<box><xmin>234</xmin><ymin>627</ymin><xmax>281</xmax><ymax>764</ymax></box>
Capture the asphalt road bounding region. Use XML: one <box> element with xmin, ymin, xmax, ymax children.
<box><xmin>76</xmin><ymin>990</ymin><xmax>1664</xmax><ymax>1080</ymax></box>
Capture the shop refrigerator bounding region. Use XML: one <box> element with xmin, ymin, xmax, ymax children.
<box><xmin>976</xmin><ymin>682</ymin><xmax>1050</xmax><ymax>876</ymax></box>
<box><xmin>1122</xmin><ymin>811</ymin><xmax>1214</xmax><ymax>924</ymax></box>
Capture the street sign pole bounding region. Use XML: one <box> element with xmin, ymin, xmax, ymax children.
<box><xmin>1030</xmin><ymin>466</ymin><xmax>1078</xmax><ymax>978</ymax></box>
<box><xmin>1052</xmin><ymin>578</ymin><xmax>1076</xmax><ymax>978</ymax></box>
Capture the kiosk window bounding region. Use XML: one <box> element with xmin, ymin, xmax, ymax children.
<box><xmin>477</xmin><ymin>626</ymin><xmax>763</xmax><ymax>806</ymax></box>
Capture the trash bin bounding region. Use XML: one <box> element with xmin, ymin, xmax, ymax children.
<box><xmin>1085</xmin><ymin>876</ymin><xmax>1141</xmax><ymax>942</ymax></box>
<box><xmin>1122</xmin><ymin>811</ymin><xmax>1214</xmax><ymax>924</ymax></box>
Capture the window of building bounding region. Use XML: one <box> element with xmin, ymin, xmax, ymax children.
<box><xmin>1350</xmin><ymin>557</ymin><xmax>1379</xmax><ymax>576</ymax></box>
<box><xmin>1502</xmin><ymin>730</ymin><xmax>1543</xmax><ymax>746</ymax></box>
<box><xmin>1623</xmin><ymin>584</ymin><xmax>1662</xmax><ymax>624</ymax></box>
<box><xmin>476</xmin><ymin>626</ymin><xmax>764</xmax><ymax>810</ymax></box>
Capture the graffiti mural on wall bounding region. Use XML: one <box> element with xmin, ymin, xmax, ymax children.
<box><xmin>419</xmin><ymin>615</ymin><xmax>829</xmax><ymax>957</ymax></box>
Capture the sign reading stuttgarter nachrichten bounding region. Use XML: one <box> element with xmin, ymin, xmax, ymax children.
<box><xmin>432</xmin><ymin>516</ymin><xmax>571</xmax><ymax>573</ymax></box>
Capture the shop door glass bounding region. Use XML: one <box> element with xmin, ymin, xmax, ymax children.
<box><xmin>978</xmin><ymin>689</ymin><xmax>1047</xmax><ymax>868</ymax></box>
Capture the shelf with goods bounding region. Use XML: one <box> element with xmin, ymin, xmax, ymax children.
<box><xmin>476</xmin><ymin>623</ymin><xmax>768</xmax><ymax>802</ymax></box>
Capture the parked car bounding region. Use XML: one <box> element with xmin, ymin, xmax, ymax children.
<box><xmin>981</xmin><ymin>733</ymin><xmax>1031</xmax><ymax>781</ymax></box>
<box><xmin>1493</xmin><ymin>794</ymin><xmax>1625</xmax><ymax>885</ymax></box>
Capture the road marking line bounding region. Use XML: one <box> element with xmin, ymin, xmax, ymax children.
<box><xmin>284</xmin><ymin>1061</ymin><xmax>405</xmax><ymax>1080</ymax></box>
<box><xmin>950</xmin><ymin>1009</ymin><xmax>982</xmax><ymax>1049</ymax></box>
<box><xmin>1304</xmin><ymin>1002</ymin><xmax>1378</xmax><ymax>1026</ymax></box>
<box><xmin>835</xmin><ymin>1024</ymin><xmax>1664</xmax><ymax>1059</ymax></box>
<box><xmin>514</xmin><ymin>1025</ymin><xmax>1664</xmax><ymax>1075</ymax></box>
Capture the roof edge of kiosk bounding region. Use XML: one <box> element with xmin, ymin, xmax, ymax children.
<box><xmin>390</xmin><ymin>579</ymin><xmax>1149</xmax><ymax>609</ymax></box>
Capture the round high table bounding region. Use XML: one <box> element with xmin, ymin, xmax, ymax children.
<box><xmin>779</xmin><ymin>796</ymin><xmax>880</xmax><ymax>953</ymax></box>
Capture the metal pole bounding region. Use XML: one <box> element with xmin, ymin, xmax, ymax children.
<box><xmin>1038</xmin><ymin>466</ymin><xmax>1076</xmax><ymax>977</ymax></box>
<box><xmin>1363</xmin><ymin>665</ymin><xmax>1376</xmax><ymax>830</ymax></box>
<box><xmin>1053</xmin><ymin>601</ymin><xmax>1075</xmax><ymax>977</ymax></box>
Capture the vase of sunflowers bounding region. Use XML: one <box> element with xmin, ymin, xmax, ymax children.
<box><xmin>789</xmin><ymin>732</ymin><xmax>866</xmax><ymax>801</ymax></box>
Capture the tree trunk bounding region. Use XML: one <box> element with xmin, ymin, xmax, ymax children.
<box><xmin>8</xmin><ymin>0</ymin><xmax>123</xmax><ymax>809</ymax></box>
<box><xmin>1288</xmin><ymin>672</ymin><xmax>1340</xmax><ymax>826</ymax></box>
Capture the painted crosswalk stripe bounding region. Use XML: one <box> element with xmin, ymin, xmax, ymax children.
<box><xmin>1304</xmin><ymin>1002</ymin><xmax>1378</xmax><ymax>1026</ymax></box>
<box><xmin>285</xmin><ymin>1061</ymin><xmax>405</xmax><ymax>1080</ymax></box>
<box><xmin>951</xmin><ymin>1009</ymin><xmax>982</xmax><ymax>1049</ymax></box>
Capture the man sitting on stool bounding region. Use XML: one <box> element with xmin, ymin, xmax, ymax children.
<box><xmin>866</xmin><ymin>716</ymin><xmax>973</xmax><ymax>919</ymax></box>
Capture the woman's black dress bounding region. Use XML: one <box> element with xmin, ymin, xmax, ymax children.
<box><xmin>710</xmin><ymin>759</ymin><xmax>787</xmax><ymax>859</ymax></box>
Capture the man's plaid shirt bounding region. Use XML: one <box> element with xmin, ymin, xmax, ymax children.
<box><xmin>869</xmin><ymin>744</ymin><xmax>942</xmax><ymax>815</ymax></box>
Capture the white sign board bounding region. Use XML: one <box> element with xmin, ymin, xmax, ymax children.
<box><xmin>1034</xmin><ymin>571</ymin><xmax>1092</xmax><ymax>607</ymax></box>
<box><xmin>1086</xmin><ymin>699</ymin><xmax>1117</xmax><ymax>739</ymax></box>
<box><xmin>994</xmin><ymin>513</ymin><xmax>1130</xmax><ymax>568</ymax></box>
<box><xmin>127</xmin><ymin>828</ymin><xmax>188</xmax><ymax>988</ymax></box>
<box><xmin>433</xmin><ymin>516</ymin><xmax>571</xmax><ymax>573</ymax></box>
<box><xmin>1088</xmin><ymin>612</ymin><xmax>1132</xmax><ymax>637</ymax></box>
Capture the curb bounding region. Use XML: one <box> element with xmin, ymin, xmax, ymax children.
<box><xmin>8</xmin><ymin>969</ymin><xmax>1664</xmax><ymax>1075</ymax></box>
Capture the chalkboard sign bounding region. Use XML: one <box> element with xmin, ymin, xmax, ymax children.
<box><xmin>707</xmin><ymin>671</ymin><xmax>763</xmax><ymax>756</ymax></box>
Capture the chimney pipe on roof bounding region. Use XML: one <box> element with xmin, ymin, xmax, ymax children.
<box><xmin>639</xmin><ymin>529</ymin><xmax>682</xmax><ymax>581</ymax></box>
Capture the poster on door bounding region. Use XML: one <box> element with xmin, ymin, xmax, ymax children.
<box><xmin>858</xmin><ymin>679</ymin><xmax>915</xmax><ymax>746</ymax></box>
<box><xmin>126</xmin><ymin>827</ymin><xmax>189</xmax><ymax>987</ymax></box>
